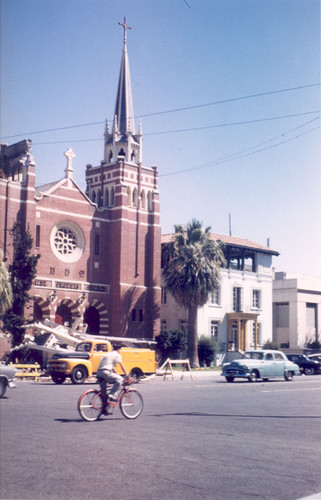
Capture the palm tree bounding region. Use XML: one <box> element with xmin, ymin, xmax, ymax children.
<box><xmin>162</xmin><ymin>220</ymin><xmax>226</xmax><ymax>367</ymax></box>
<box><xmin>0</xmin><ymin>250</ymin><xmax>12</xmax><ymax>316</ymax></box>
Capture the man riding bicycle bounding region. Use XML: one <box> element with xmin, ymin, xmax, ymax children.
<box><xmin>96</xmin><ymin>344</ymin><xmax>128</xmax><ymax>415</ymax></box>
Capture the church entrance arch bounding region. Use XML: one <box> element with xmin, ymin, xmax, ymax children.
<box><xmin>56</xmin><ymin>304</ymin><xmax>72</xmax><ymax>326</ymax></box>
<box><xmin>33</xmin><ymin>296</ymin><xmax>50</xmax><ymax>322</ymax></box>
<box><xmin>83</xmin><ymin>300</ymin><xmax>108</xmax><ymax>335</ymax></box>
<box><xmin>84</xmin><ymin>307</ymin><xmax>100</xmax><ymax>334</ymax></box>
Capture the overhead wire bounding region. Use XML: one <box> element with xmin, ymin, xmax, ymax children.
<box><xmin>31</xmin><ymin>110</ymin><xmax>320</xmax><ymax>145</ymax></box>
<box><xmin>158</xmin><ymin>116</ymin><xmax>321</xmax><ymax>177</ymax></box>
<box><xmin>1</xmin><ymin>82</ymin><xmax>319</xmax><ymax>140</ymax></box>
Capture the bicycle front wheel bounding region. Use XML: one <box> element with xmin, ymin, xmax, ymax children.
<box><xmin>78</xmin><ymin>389</ymin><xmax>103</xmax><ymax>421</ymax></box>
<box><xmin>120</xmin><ymin>389</ymin><xmax>144</xmax><ymax>419</ymax></box>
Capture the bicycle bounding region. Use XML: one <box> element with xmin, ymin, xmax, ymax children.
<box><xmin>78</xmin><ymin>375</ymin><xmax>144</xmax><ymax>421</ymax></box>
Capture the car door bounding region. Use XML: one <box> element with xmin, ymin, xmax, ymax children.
<box><xmin>273</xmin><ymin>352</ymin><xmax>286</xmax><ymax>376</ymax></box>
<box><xmin>263</xmin><ymin>352</ymin><xmax>276</xmax><ymax>377</ymax></box>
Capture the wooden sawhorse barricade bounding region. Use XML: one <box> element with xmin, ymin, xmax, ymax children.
<box><xmin>160</xmin><ymin>358</ymin><xmax>193</xmax><ymax>381</ymax></box>
<box><xmin>10</xmin><ymin>363</ymin><xmax>41</xmax><ymax>382</ymax></box>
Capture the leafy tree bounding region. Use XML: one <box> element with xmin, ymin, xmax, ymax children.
<box><xmin>0</xmin><ymin>249</ymin><xmax>12</xmax><ymax>316</ymax></box>
<box><xmin>198</xmin><ymin>335</ymin><xmax>218</xmax><ymax>367</ymax></box>
<box><xmin>263</xmin><ymin>339</ymin><xmax>279</xmax><ymax>350</ymax></box>
<box><xmin>307</xmin><ymin>340</ymin><xmax>321</xmax><ymax>350</ymax></box>
<box><xmin>3</xmin><ymin>223</ymin><xmax>40</xmax><ymax>346</ymax></box>
<box><xmin>156</xmin><ymin>329</ymin><xmax>187</xmax><ymax>363</ymax></box>
<box><xmin>162</xmin><ymin>220</ymin><xmax>225</xmax><ymax>367</ymax></box>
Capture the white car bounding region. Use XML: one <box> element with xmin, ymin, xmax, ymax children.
<box><xmin>221</xmin><ymin>350</ymin><xmax>300</xmax><ymax>383</ymax></box>
<box><xmin>0</xmin><ymin>363</ymin><xmax>17</xmax><ymax>398</ymax></box>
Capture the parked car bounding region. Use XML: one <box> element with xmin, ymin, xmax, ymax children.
<box><xmin>307</xmin><ymin>353</ymin><xmax>321</xmax><ymax>363</ymax></box>
<box><xmin>0</xmin><ymin>363</ymin><xmax>17</xmax><ymax>398</ymax></box>
<box><xmin>221</xmin><ymin>350</ymin><xmax>300</xmax><ymax>383</ymax></box>
<box><xmin>286</xmin><ymin>354</ymin><xmax>321</xmax><ymax>375</ymax></box>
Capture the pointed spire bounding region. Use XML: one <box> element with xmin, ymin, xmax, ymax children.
<box><xmin>114</xmin><ymin>17</ymin><xmax>135</xmax><ymax>135</ymax></box>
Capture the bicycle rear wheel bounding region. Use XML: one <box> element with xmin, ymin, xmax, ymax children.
<box><xmin>78</xmin><ymin>389</ymin><xmax>103</xmax><ymax>421</ymax></box>
<box><xmin>119</xmin><ymin>389</ymin><xmax>143</xmax><ymax>419</ymax></box>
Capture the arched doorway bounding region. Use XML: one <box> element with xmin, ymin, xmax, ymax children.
<box><xmin>33</xmin><ymin>302</ymin><xmax>43</xmax><ymax>322</ymax></box>
<box><xmin>56</xmin><ymin>304</ymin><xmax>72</xmax><ymax>327</ymax></box>
<box><xmin>84</xmin><ymin>306</ymin><xmax>100</xmax><ymax>334</ymax></box>
<box><xmin>33</xmin><ymin>296</ymin><xmax>50</xmax><ymax>322</ymax></box>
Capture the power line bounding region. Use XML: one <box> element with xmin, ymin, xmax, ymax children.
<box><xmin>158</xmin><ymin>117</ymin><xmax>321</xmax><ymax>178</ymax></box>
<box><xmin>145</xmin><ymin>110</ymin><xmax>320</xmax><ymax>136</ymax></box>
<box><xmin>1</xmin><ymin>82</ymin><xmax>319</xmax><ymax>140</ymax></box>
<box><xmin>31</xmin><ymin>110</ymin><xmax>320</xmax><ymax>146</ymax></box>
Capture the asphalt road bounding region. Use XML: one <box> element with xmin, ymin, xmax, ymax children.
<box><xmin>1</xmin><ymin>372</ymin><xmax>321</xmax><ymax>500</ymax></box>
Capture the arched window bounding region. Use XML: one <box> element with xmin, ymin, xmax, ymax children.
<box><xmin>109</xmin><ymin>150</ymin><xmax>113</xmax><ymax>162</ymax></box>
<box><xmin>119</xmin><ymin>148</ymin><xmax>125</xmax><ymax>158</ymax></box>
<box><xmin>147</xmin><ymin>191</ymin><xmax>153</xmax><ymax>211</ymax></box>
<box><xmin>141</xmin><ymin>190</ymin><xmax>146</xmax><ymax>209</ymax></box>
<box><xmin>104</xmin><ymin>188</ymin><xmax>109</xmax><ymax>207</ymax></box>
<box><xmin>127</xmin><ymin>186</ymin><xmax>131</xmax><ymax>206</ymax></box>
<box><xmin>91</xmin><ymin>190</ymin><xmax>96</xmax><ymax>203</ymax></box>
<box><xmin>131</xmin><ymin>151</ymin><xmax>135</xmax><ymax>161</ymax></box>
<box><xmin>132</xmin><ymin>188</ymin><xmax>138</xmax><ymax>207</ymax></box>
<box><xmin>111</xmin><ymin>187</ymin><xmax>115</xmax><ymax>205</ymax></box>
<box><xmin>97</xmin><ymin>190</ymin><xmax>102</xmax><ymax>208</ymax></box>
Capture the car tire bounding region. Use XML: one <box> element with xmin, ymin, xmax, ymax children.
<box><xmin>52</xmin><ymin>375</ymin><xmax>66</xmax><ymax>384</ymax></box>
<box><xmin>70</xmin><ymin>366</ymin><xmax>87</xmax><ymax>384</ymax></box>
<box><xmin>284</xmin><ymin>371</ymin><xmax>293</xmax><ymax>381</ymax></box>
<box><xmin>226</xmin><ymin>376</ymin><xmax>234</xmax><ymax>383</ymax></box>
<box><xmin>248</xmin><ymin>371</ymin><xmax>258</xmax><ymax>382</ymax></box>
<box><xmin>304</xmin><ymin>367</ymin><xmax>315</xmax><ymax>375</ymax></box>
<box><xmin>0</xmin><ymin>377</ymin><xmax>8</xmax><ymax>398</ymax></box>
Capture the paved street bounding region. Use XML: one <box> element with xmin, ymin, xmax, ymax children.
<box><xmin>1</xmin><ymin>372</ymin><xmax>321</xmax><ymax>500</ymax></box>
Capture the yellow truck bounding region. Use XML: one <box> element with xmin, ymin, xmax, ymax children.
<box><xmin>47</xmin><ymin>340</ymin><xmax>157</xmax><ymax>384</ymax></box>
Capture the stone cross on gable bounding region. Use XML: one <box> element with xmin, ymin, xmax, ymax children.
<box><xmin>118</xmin><ymin>17</ymin><xmax>132</xmax><ymax>46</ymax></box>
<box><xmin>64</xmin><ymin>148</ymin><xmax>75</xmax><ymax>179</ymax></box>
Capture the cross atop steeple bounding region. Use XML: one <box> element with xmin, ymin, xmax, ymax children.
<box><xmin>118</xmin><ymin>17</ymin><xmax>132</xmax><ymax>47</ymax></box>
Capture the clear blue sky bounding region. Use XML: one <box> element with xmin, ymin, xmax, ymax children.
<box><xmin>1</xmin><ymin>0</ymin><xmax>320</xmax><ymax>276</ymax></box>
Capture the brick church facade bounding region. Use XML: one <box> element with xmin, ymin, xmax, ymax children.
<box><xmin>0</xmin><ymin>19</ymin><xmax>161</xmax><ymax>339</ymax></box>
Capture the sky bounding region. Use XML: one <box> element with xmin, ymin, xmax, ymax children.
<box><xmin>1</xmin><ymin>0</ymin><xmax>320</xmax><ymax>277</ymax></box>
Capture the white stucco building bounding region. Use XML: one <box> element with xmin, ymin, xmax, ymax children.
<box><xmin>273</xmin><ymin>272</ymin><xmax>321</xmax><ymax>349</ymax></box>
<box><xmin>161</xmin><ymin>233</ymin><xmax>279</xmax><ymax>355</ymax></box>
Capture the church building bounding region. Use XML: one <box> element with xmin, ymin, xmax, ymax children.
<box><xmin>0</xmin><ymin>18</ymin><xmax>161</xmax><ymax>339</ymax></box>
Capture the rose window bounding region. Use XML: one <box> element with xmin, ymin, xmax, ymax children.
<box><xmin>54</xmin><ymin>228</ymin><xmax>77</xmax><ymax>255</ymax></box>
<box><xmin>50</xmin><ymin>221</ymin><xmax>85</xmax><ymax>263</ymax></box>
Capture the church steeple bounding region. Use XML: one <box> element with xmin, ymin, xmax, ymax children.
<box><xmin>104</xmin><ymin>17</ymin><xmax>141</xmax><ymax>165</ymax></box>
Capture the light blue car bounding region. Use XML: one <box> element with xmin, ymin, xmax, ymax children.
<box><xmin>221</xmin><ymin>350</ymin><xmax>300</xmax><ymax>383</ymax></box>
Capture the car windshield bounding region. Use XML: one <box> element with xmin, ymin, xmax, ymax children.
<box><xmin>244</xmin><ymin>352</ymin><xmax>264</xmax><ymax>360</ymax></box>
<box><xmin>76</xmin><ymin>342</ymin><xmax>92</xmax><ymax>352</ymax></box>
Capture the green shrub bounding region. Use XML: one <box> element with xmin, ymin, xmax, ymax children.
<box><xmin>263</xmin><ymin>340</ymin><xmax>279</xmax><ymax>350</ymax></box>
<box><xmin>155</xmin><ymin>329</ymin><xmax>187</xmax><ymax>363</ymax></box>
<box><xmin>198</xmin><ymin>335</ymin><xmax>217</xmax><ymax>367</ymax></box>
<box><xmin>307</xmin><ymin>340</ymin><xmax>321</xmax><ymax>350</ymax></box>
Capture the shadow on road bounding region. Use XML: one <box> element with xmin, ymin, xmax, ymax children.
<box><xmin>150</xmin><ymin>412</ymin><xmax>321</xmax><ymax>419</ymax></box>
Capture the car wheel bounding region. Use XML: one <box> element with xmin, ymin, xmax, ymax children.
<box><xmin>70</xmin><ymin>366</ymin><xmax>87</xmax><ymax>384</ymax></box>
<box><xmin>226</xmin><ymin>376</ymin><xmax>234</xmax><ymax>383</ymax></box>
<box><xmin>248</xmin><ymin>371</ymin><xmax>258</xmax><ymax>382</ymax></box>
<box><xmin>0</xmin><ymin>377</ymin><xmax>8</xmax><ymax>398</ymax></box>
<box><xmin>129</xmin><ymin>368</ymin><xmax>143</xmax><ymax>383</ymax></box>
<box><xmin>284</xmin><ymin>371</ymin><xmax>293</xmax><ymax>381</ymax></box>
<box><xmin>304</xmin><ymin>367</ymin><xmax>315</xmax><ymax>375</ymax></box>
<box><xmin>52</xmin><ymin>375</ymin><xmax>66</xmax><ymax>384</ymax></box>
